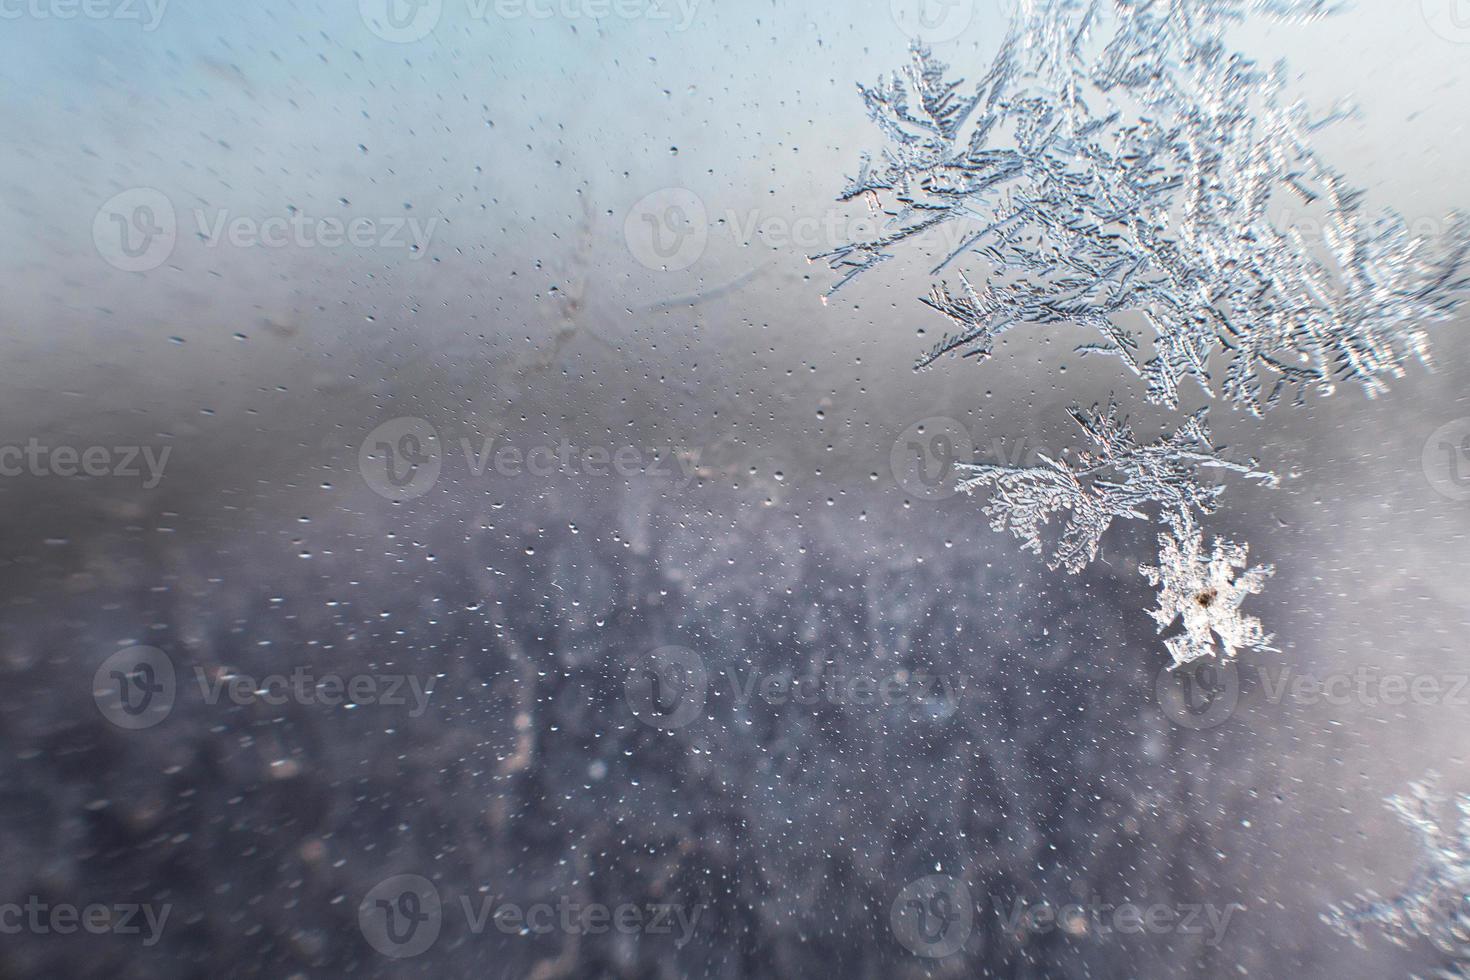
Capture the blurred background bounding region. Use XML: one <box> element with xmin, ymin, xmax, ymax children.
<box><xmin>0</xmin><ymin>0</ymin><xmax>1468</xmax><ymax>976</ymax></box>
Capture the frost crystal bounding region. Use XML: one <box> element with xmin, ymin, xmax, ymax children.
<box><xmin>818</xmin><ymin>0</ymin><xmax>1470</xmax><ymax>413</ymax></box>
<box><xmin>825</xmin><ymin>0</ymin><xmax>1470</xmax><ymax>662</ymax></box>
<box><xmin>1326</xmin><ymin>778</ymin><xmax>1470</xmax><ymax>978</ymax></box>
<box><xmin>958</xmin><ymin>401</ymin><xmax>1276</xmax><ymax>575</ymax></box>
<box><xmin>1140</xmin><ymin>530</ymin><xmax>1274</xmax><ymax>666</ymax></box>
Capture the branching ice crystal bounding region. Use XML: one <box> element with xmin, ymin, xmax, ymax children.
<box><xmin>959</xmin><ymin>401</ymin><xmax>1275</xmax><ymax>573</ymax></box>
<box><xmin>818</xmin><ymin>0</ymin><xmax>1470</xmax><ymax>414</ymax></box>
<box><xmin>1326</xmin><ymin>778</ymin><xmax>1470</xmax><ymax>978</ymax></box>
<box><xmin>822</xmin><ymin>0</ymin><xmax>1470</xmax><ymax>662</ymax></box>
<box><xmin>959</xmin><ymin>401</ymin><xmax>1277</xmax><ymax>663</ymax></box>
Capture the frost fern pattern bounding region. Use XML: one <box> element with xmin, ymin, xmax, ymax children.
<box><xmin>959</xmin><ymin>401</ymin><xmax>1276</xmax><ymax>665</ymax></box>
<box><xmin>1326</xmin><ymin>778</ymin><xmax>1470</xmax><ymax>978</ymax></box>
<box><xmin>817</xmin><ymin>1</ymin><xmax>1470</xmax><ymax>412</ymax></box>
<box><xmin>820</xmin><ymin>0</ymin><xmax>1470</xmax><ymax>666</ymax></box>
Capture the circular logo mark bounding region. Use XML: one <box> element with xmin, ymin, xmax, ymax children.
<box><xmin>93</xmin><ymin>646</ymin><xmax>176</xmax><ymax>730</ymax></box>
<box><xmin>1423</xmin><ymin>0</ymin><xmax>1470</xmax><ymax>43</ymax></box>
<box><xmin>891</xmin><ymin>875</ymin><xmax>974</xmax><ymax>958</ymax></box>
<box><xmin>624</xmin><ymin>188</ymin><xmax>708</xmax><ymax>272</ymax></box>
<box><xmin>1423</xmin><ymin>418</ymin><xmax>1470</xmax><ymax>502</ymax></box>
<box><xmin>624</xmin><ymin>645</ymin><xmax>708</xmax><ymax>729</ymax></box>
<box><xmin>360</xmin><ymin>0</ymin><xmax>442</xmax><ymax>42</ymax></box>
<box><xmin>909</xmin><ymin>687</ymin><xmax>961</xmax><ymax>724</ymax></box>
<box><xmin>891</xmin><ymin>417</ymin><xmax>974</xmax><ymax>501</ymax></box>
<box><xmin>1155</xmin><ymin>661</ymin><xmax>1239</xmax><ymax>730</ymax></box>
<box><xmin>359</xmin><ymin>874</ymin><xmax>442</xmax><ymax>959</ymax></box>
<box><xmin>359</xmin><ymin>418</ymin><xmax>442</xmax><ymax>501</ymax></box>
<box><xmin>93</xmin><ymin>188</ymin><xmax>176</xmax><ymax>272</ymax></box>
<box><xmin>890</xmin><ymin>0</ymin><xmax>976</xmax><ymax>44</ymax></box>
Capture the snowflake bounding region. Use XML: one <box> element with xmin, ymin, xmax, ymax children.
<box><xmin>1326</xmin><ymin>778</ymin><xmax>1470</xmax><ymax>979</ymax></box>
<box><xmin>1140</xmin><ymin>530</ymin><xmax>1274</xmax><ymax>666</ymax></box>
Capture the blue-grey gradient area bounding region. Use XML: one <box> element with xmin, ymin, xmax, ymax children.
<box><xmin>0</xmin><ymin>1</ymin><xmax>1468</xmax><ymax>977</ymax></box>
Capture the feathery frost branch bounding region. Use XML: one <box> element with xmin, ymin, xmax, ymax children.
<box><xmin>824</xmin><ymin>0</ymin><xmax>1469</xmax><ymax>663</ymax></box>
<box><xmin>818</xmin><ymin>0</ymin><xmax>1470</xmax><ymax>414</ymax></box>
<box><xmin>1326</xmin><ymin>777</ymin><xmax>1470</xmax><ymax>978</ymax></box>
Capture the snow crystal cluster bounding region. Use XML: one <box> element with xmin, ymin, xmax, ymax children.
<box><xmin>1326</xmin><ymin>779</ymin><xmax>1470</xmax><ymax>978</ymax></box>
<box><xmin>818</xmin><ymin>0</ymin><xmax>1470</xmax><ymax>665</ymax></box>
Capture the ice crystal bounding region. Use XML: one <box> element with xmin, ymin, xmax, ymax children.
<box><xmin>958</xmin><ymin>400</ymin><xmax>1276</xmax><ymax>575</ymax></box>
<box><xmin>817</xmin><ymin>0</ymin><xmax>1470</xmax><ymax>414</ymax></box>
<box><xmin>823</xmin><ymin>0</ymin><xmax>1470</xmax><ymax>660</ymax></box>
<box><xmin>1326</xmin><ymin>778</ymin><xmax>1470</xmax><ymax>979</ymax></box>
<box><xmin>1140</xmin><ymin>529</ymin><xmax>1274</xmax><ymax>666</ymax></box>
<box><xmin>817</xmin><ymin>0</ymin><xmax>1470</xmax><ymax>664</ymax></box>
